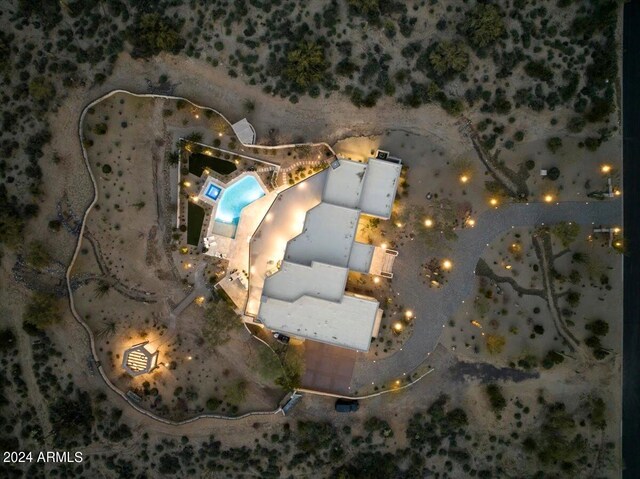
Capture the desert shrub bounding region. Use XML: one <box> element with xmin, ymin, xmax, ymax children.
<box><xmin>128</xmin><ymin>13</ymin><xmax>185</xmax><ymax>58</ymax></box>
<box><xmin>546</xmin><ymin>137</ymin><xmax>562</xmax><ymax>153</ymax></box>
<box><xmin>524</xmin><ymin>61</ymin><xmax>553</xmax><ymax>82</ymax></box>
<box><xmin>201</xmin><ymin>299</ymin><xmax>241</xmax><ymax>347</ymax></box>
<box><xmin>427</xmin><ymin>41</ymin><xmax>469</xmax><ymax>78</ymax></box>
<box><xmin>542</xmin><ymin>350</ymin><xmax>565</xmax><ymax>369</ymax></box>
<box><xmin>565</xmin><ymin>290</ymin><xmax>581</xmax><ymax>307</ymax></box>
<box><xmin>23</xmin><ymin>293</ymin><xmax>61</xmax><ymax>327</ymax></box>
<box><xmin>585</xmin><ymin>319</ymin><xmax>609</xmax><ymax>336</ymax></box>
<box><xmin>567</xmin><ymin>116</ymin><xmax>586</xmax><ymax>133</ymax></box>
<box><xmin>460</xmin><ymin>4</ymin><xmax>505</xmax><ymax>48</ymax></box>
<box><xmin>517</xmin><ymin>354</ymin><xmax>537</xmax><ymax>370</ymax></box>
<box><xmin>485</xmin><ymin>384</ymin><xmax>506</xmax><ymax>413</ymax></box>
<box><xmin>551</xmin><ymin>222</ymin><xmax>580</xmax><ymax>247</ymax></box>
<box><xmin>224</xmin><ymin>380</ymin><xmax>247</xmax><ymax>405</ymax></box>
<box><xmin>206</xmin><ymin>397</ymin><xmax>222</xmax><ymax>410</ymax></box>
<box><xmin>25</xmin><ymin>240</ymin><xmax>52</xmax><ymax>268</ymax></box>
<box><xmin>485</xmin><ymin>334</ymin><xmax>505</xmax><ymax>354</ymax></box>
<box><xmin>585</xmin><ymin>137</ymin><xmax>601</xmax><ymax>151</ymax></box>
<box><xmin>93</xmin><ymin>123</ymin><xmax>108</xmax><ymax>135</ymax></box>
<box><xmin>297</xmin><ymin>421</ymin><xmax>336</xmax><ymax>452</ymax></box>
<box><xmin>158</xmin><ymin>454</ymin><xmax>181</xmax><ymax>474</ymax></box>
<box><xmin>283</xmin><ymin>41</ymin><xmax>328</xmax><ymax>89</ymax></box>
<box><xmin>587</xmin><ymin>396</ymin><xmax>606</xmax><ymax>429</ymax></box>
<box><xmin>0</xmin><ymin>328</ymin><xmax>16</xmax><ymax>352</ymax></box>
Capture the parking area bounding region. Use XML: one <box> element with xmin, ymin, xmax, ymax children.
<box><xmin>301</xmin><ymin>340</ymin><xmax>357</xmax><ymax>395</ymax></box>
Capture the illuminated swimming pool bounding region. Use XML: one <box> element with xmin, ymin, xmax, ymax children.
<box><xmin>214</xmin><ymin>175</ymin><xmax>265</xmax><ymax>225</ymax></box>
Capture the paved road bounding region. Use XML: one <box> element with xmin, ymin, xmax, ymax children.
<box><xmin>353</xmin><ymin>199</ymin><xmax>621</xmax><ymax>386</ymax></box>
<box><xmin>622</xmin><ymin>1</ymin><xmax>640</xmax><ymax>476</ymax></box>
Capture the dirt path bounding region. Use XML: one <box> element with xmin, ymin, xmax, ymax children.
<box><xmin>532</xmin><ymin>231</ymin><xmax>586</xmax><ymax>359</ymax></box>
<box><xmin>10</xmin><ymin>317</ymin><xmax>54</xmax><ymax>449</ymax></box>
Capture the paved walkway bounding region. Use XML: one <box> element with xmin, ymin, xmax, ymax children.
<box><xmin>352</xmin><ymin>199</ymin><xmax>622</xmax><ymax>388</ymax></box>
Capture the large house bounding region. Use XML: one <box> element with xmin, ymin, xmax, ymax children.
<box><xmin>248</xmin><ymin>153</ymin><xmax>402</xmax><ymax>351</ymax></box>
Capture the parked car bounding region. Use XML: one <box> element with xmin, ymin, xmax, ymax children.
<box><xmin>335</xmin><ymin>398</ymin><xmax>359</xmax><ymax>412</ymax></box>
<box><xmin>273</xmin><ymin>332</ymin><xmax>290</xmax><ymax>344</ymax></box>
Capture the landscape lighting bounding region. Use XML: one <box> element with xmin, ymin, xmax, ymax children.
<box><xmin>373</xmin><ymin>277</ymin><xmax>380</xmax><ymax>284</ymax></box>
<box><xmin>460</xmin><ymin>175</ymin><xmax>469</xmax><ymax>183</ymax></box>
<box><xmin>381</xmin><ymin>243</ymin><xmax>388</xmax><ymax>249</ymax></box>
<box><xmin>490</xmin><ymin>198</ymin><xmax>498</xmax><ymax>206</ymax></box>
<box><xmin>601</xmin><ymin>164</ymin><xmax>612</xmax><ymax>174</ymax></box>
<box><xmin>442</xmin><ymin>259</ymin><xmax>452</xmax><ymax>270</ymax></box>
<box><xmin>467</xmin><ymin>218</ymin><xmax>475</xmax><ymax>227</ymax></box>
<box><xmin>393</xmin><ymin>322</ymin><xmax>403</xmax><ymax>333</ymax></box>
<box><xmin>425</xmin><ymin>218</ymin><xmax>433</xmax><ymax>227</ymax></box>
<box><xmin>405</xmin><ymin>310</ymin><xmax>413</xmax><ymax>319</ymax></box>
<box><xmin>544</xmin><ymin>194</ymin><xmax>554</xmax><ymax>203</ymax></box>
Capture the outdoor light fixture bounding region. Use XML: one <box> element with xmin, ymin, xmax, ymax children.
<box><xmin>195</xmin><ymin>114</ymin><xmax>200</xmax><ymax>119</ymax></box>
<box><xmin>544</xmin><ymin>194</ymin><xmax>554</xmax><ymax>203</ymax></box>
<box><xmin>425</xmin><ymin>218</ymin><xmax>433</xmax><ymax>227</ymax></box>
<box><xmin>218</xmin><ymin>132</ymin><xmax>223</xmax><ymax>137</ymax></box>
<box><xmin>442</xmin><ymin>259</ymin><xmax>452</xmax><ymax>270</ymax></box>
<box><xmin>183</xmin><ymin>181</ymin><xmax>191</xmax><ymax>187</ymax></box>
<box><xmin>393</xmin><ymin>322</ymin><xmax>403</xmax><ymax>333</ymax></box>
<box><xmin>395</xmin><ymin>222</ymin><xmax>403</xmax><ymax>228</ymax></box>
<box><xmin>601</xmin><ymin>165</ymin><xmax>611</xmax><ymax>174</ymax></box>
<box><xmin>381</xmin><ymin>242</ymin><xmax>388</xmax><ymax>249</ymax></box>
<box><xmin>373</xmin><ymin>277</ymin><xmax>380</xmax><ymax>284</ymax></box>
<box><xmin>405</xmin><ymin>310</ymin><xmax>413</xmax><ymax>319</ymax></box>
<box><xmin>613</xmin><ymin>227</ymin><xmax>621</xmax><ymax>233</ymax></box>
<box><xmin>490</xmin><ymin>198</ymin><xmax>498</xmax><ymax>206</ymax></box>
<box><xmin>467</xmin><ymin>218</ymin><xmax>475</xmax><ymax>227</ymax></box>
<box><xmin>460</xmin><ymin>175</ymin><xmax>469</xmax><ymax>183</ymax></box>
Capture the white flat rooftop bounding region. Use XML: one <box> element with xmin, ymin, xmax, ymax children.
<box><xmin>259</xmin><ymin>294</ymin><xmax>379</xmax><ymax>351</ymax></box>
<box><xmin>359</xmin><ymin>158</ymin><xmax>402</xmax><ymax>219</ymax></box>
<box><xmin>262</xmin><ymin>261</ymin><xmax>347</xmax><ymax>303</ymax></box>
<box><xmin>348</xmin><ymin>242</ymin><xmax>375</xmax><ymax>273</ymax></box>
<box><xmin>284</xmin><ymin>203</ymin><xmax>359</xmax><ymax>268</ymax></box>
<box><xmin>322</xmin><ymin>160</ymin><xmax>367</xmax><ymax>208</ymax></box>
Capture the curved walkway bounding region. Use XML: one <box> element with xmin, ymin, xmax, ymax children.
<box><xmin>353</xmin><ymin>198</ymin><xmax>622</xmax><ymax>387</ymax></box>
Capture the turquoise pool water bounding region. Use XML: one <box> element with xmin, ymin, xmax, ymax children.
<box><xmin>214</xmin><ymin>175</ymin><xmax>265</xmax><ymax>225</ymax></box>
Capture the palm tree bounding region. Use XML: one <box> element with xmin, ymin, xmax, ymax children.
<box><xmin>97</xmin><ymin>321</ymin><xmax>117</xmax><ymax>339</ymax></box>
<box><xmin>94</xmin><ymin>280</ymin><xmax>111</xmax><ymax>298</ymax></box>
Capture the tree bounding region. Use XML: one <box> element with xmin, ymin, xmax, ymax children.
<box><xmin>283</xmin><ymin>41</ymin><xmax>328</xmax><ymax>89</ymax></box>
<box><xmin>23</xmin><ymin>293</ymin><xmax>62</xmax><ymax>327</ymax></box>
<box><xmin>127</xmin><ymin>13</ymin><xmax>185</xmax><ymax>59</ymax></box>
<box><xmin>428</xmin><ymin>41</ymin><xmax>469</xmax><ymax>78</ymax></box>
<box><xmin>460</xmin><ymin>4</ymin><xmax>505</xmax><ymax>49</ymax></box>
<box><xmin>201</xmin><ymin>299</ymin><xmax>241</xmax><ymax>347</ymax></box>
